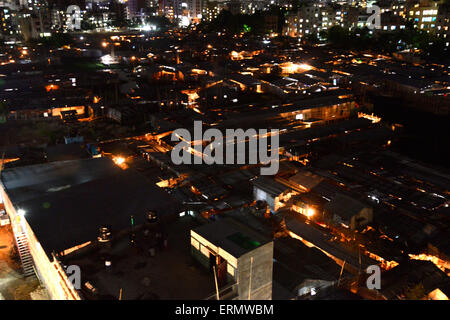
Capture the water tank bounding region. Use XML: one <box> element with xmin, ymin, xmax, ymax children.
<box><xmin>98</xmin><ymin>226</ymin><xmax>112</xmax><ymax>243</ymax></box>
<box><xmin>146</xmin><ymin>210</ymin><xmax>158</xmax><ymax>224</ymax></box>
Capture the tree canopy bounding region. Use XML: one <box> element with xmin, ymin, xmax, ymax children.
<box><xmin>198</xmin><ymin>8</ymin><xmax>286</xmax><ymax>35</ymax></box>
<box><xmin>319</xmin><ymin>25</ymin><xmax>449</xmax><ymax>61</ymax></box>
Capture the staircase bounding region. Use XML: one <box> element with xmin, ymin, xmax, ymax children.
<box><xmin>14</xmin><ymin>232</ymin><xmax>35</xmax><ymax>277</ymax></box>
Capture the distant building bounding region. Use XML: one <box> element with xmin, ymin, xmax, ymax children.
<box><xmin>19</xmin><ymin>10</ymin><xmax>52</xmax><ymax>40</ymax></box>
<box><xmin>408</xmin><ymin>0</ymin><xmax>440</xmax><ymax>31</ymax></box>
<box><xmin>238</xmin><ymin>0</ymin><xmax>266</xmax><ymax>15</ymax></box>
<box><xmin>202</xmin><ymin>0</ymin><xmax>225</xmax><ymax>22</ymax></box>
<box><xmin>379</xmin><ymin>11</ymin><xmax>406</xmax><ymax>31</ymax></box>
<box><xmin>283</xmin><ymin>4</ymin><xmax>353</xmax><ymax>38</ymax></box>
<box><xmin>264</xmin><ymin>14</ymin><xmax>278</xmax><ymax>34</ymax></box>
<box><xmin>436</xmin><ymin>4</ymin><xmax>450</xmax><ymax>45</ymax></box>
<box><xmin>126</xmin><ymin>0</ymin><xmax>139</xmax><ymax>19</ymax></box>
<box><xmin>159</xmin><ymin>0</ymin><xmax>202</xmax><ymax>23</ymax></box>
<box><xmin>226</xmin><ymin>0</ymin><xmax>241</xmax><ymax>15</ymax></box>
<box><xmin>284</xmin><ymin>4</ymin><xmax>323</xmax><ymax>38</ymax></box>
<box><xmin>0</xmin><ymin>6</ymin><xmax>20</xmax><ymax>38</ymax></box>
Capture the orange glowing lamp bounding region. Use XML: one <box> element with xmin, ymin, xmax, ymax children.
<box><xmin>45</xmin><ymin>84</ymin><xmax>59</xmax><ymax>92</ymax></box>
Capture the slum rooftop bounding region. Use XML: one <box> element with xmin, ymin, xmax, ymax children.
<box><xmin>0</xmin><ymin>157</ymin><xmax>183</xmax><ymax>256</ymax></box>
<box><xmin>62</xmin><ymin>216</ymin><xmax>216</xmax><ymax>300</ymax></box>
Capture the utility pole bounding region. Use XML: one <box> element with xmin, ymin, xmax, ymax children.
<box><xmin>248</xmin><ymin>257</ymin><xmax>254</xmax><ymax>300</ymax></box>
<box><xmin>213</xmin><ymin>265</ymin><xmax>220</xmax><ymax>300</ymax></box>
<box><xmin>338</xmin><ymin>260</ymin><xmax>346</xmax><ymax>287</ymax></box>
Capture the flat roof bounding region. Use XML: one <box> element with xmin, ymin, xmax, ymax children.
<box><xmin>62</xmin><ymin>216</ymin><xmax>215</xmax><ymax>299</ymax></box>
<box><xmin>192</xmin><ymin>218</ymin><xmax>271</xmax><ymax>258</ymax></box>
<box><xmin>1</xmin><ymin>157</ymin><xmax>183</xmax><ymax>256</ymax></box>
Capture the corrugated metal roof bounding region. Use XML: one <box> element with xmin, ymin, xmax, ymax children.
<box><xmin>324</xmin><ymin>193</ymin><xmax>370</xmax><ymax>221</ymax></box>
<box><xmin>289</xmin><ymin>170</ymin><xmax>324</xmax><ymax>190</ymax></box>
<box><xmin>253</xmin><ymin>176</ymin><xmax>289</xmax><ymax>197</ymax></box>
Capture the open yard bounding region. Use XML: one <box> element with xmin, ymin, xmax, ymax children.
<box><xmin>0</xmin><ymin>225</ymin><xmax>49</xmax><ymax>300</ymax></box>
